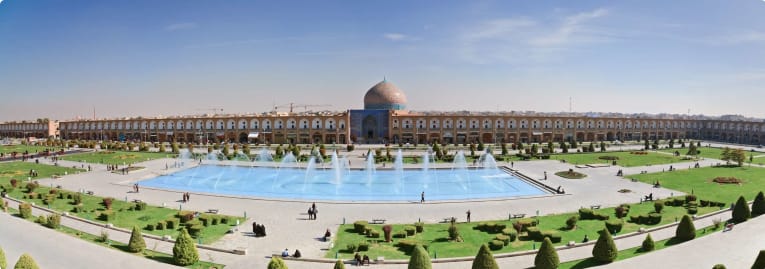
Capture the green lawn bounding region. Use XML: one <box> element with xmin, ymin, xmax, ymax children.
<box><xmin>8</xmin><ymin>207</ymin><xmax>224</xmax><ymax>268</ymax></box>
<box><xmin>327</xmin><ymin>201</ymin><xmax>717</xmax><ymax>260</ymax></box>
<box><xmin>660</xmin><ymin>147</ymin><xmax>765</xmax><ymax>161</ymax></box>
<box><xmin>549</xmin><ymin>151</ymin><xmax>691</xmax><ymax>167</ymax></box>
<box><xmin>0</xmin><ymin>144</ymin><xmax>63</xmax><ymax>154</ymax></box>
<box><xmin>559</xmin><ymin>223</ymin><xmax>723</xmax><ymax>269</ymax></box>
<box><xmin>0</xmin><ymin>162</ymin><xmax>243</xmax><ymax>244</ymax></box>
<box><xmin>629</xmin><ymin>165</ymin><xmax>765</xmax><ymax>203</ymax></box>
<box><xmin>61</xmin><ymin>151</ymin><xmax>172</xmax><ymax>165</ymax></box>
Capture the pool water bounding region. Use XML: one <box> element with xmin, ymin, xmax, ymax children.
<box><xmin>140</xmin><ymin>165</ymin><xmax>547</xmax><ymax>201</ymax></box>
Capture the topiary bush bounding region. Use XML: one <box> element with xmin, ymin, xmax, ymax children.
<box><xmin>0</xmin><ymin>246</ymin><xmax>6</xmax><ymax>269</ymax></box>
<box><xmin>334</xmin><ymin>259</ymin><xmax>345</xmax><ymax>269</ymax></box>
<box><xmin>415</xmin><ymin>222</ymin><xmax>424</xmax><ymax>233</ymax></box>
<box><xmin>19</xmin><ymin>203</ymin><xmax>32</xmax><ymax>219</ymax></box>
<box><xmin>102</xmin><ymin>197</ymin><xmax>114</xmax><ymax>210</ymax></box>
<box><xmin>448</xmin><ymin>223</ymin><xmax>461</xmax><ymax>241</ymax></box>
<box><xmin>565</xmin><ymin>215</ymin><xmax>579</xmax><ymax>230</ymax></box>
<box><xmin>494</xmin><ymin>234</ymin><xmax>510</xmax><ymax>246</ymax></box>
<box><xmin>353</xmin><ymin>221</ymin><xmax>368</xmax><ymax>234</ymax></box>
<box><xmin>98</xmin><ymin>210</ymin><xmax>115</xmax><ymax>222</ymax></box>
<box><xmin>501</xmin><ymin>228</ymin><xmax>517</xmax><ymax>241</ymax></box>
<box><xmin>13</xmin><ymin>253</ymin><xmax>40</xmax><ymax>269</ymax></box>
<box><xmin>358</xmin><ymin>242</ymin><xmax>369</xmax><ymax>252</ymax></box>
<box><xmin>165</xmin><ymin>219</ymin><xmax>176</xmax><ymax>229</ymax></box>
<box><xmin>345</xmin><ymin>243</ymin><xmax>358</xmax><ymax>253</ymax></box>
<box><xmin>128</xmin><ymin>226</ymin><xmax>146</xmax><ymax>253</ymax></box>
<box><xmin>578</xmin><ymin>208</ymin><xmax>594</xmax><ymax>220</ymax></box>
<box><xmin>526</xmin><ymin>227</ymin><xmax>543</xmax><ymax>241</ymax></box>
<box><xmin>604</xmin><ymin>219</ymin><xmax>623</xmax><ymax>234</ymax></box>
<box><xmin>134</xmin><ymin>202</ymin><xmax>147</xmax><ymax>211</ymax></box>
<box><xmin>488</xmin><ymin>240</ymin><xmax>504</xmax><ymax>250</ymax></box>
<box><xmin>267</xmin><ymin>256</ymin><xmax>287</xmax><ymax>269</ymax></box>
<box><xmin>712</xmin><ymin>264</ymin><xmax>726</xmax><ymax>269</ymax></box>
<box><xmin>752</xmin><ymin>191</ymin><xmax>765</xmax><ymax>217</ymax></box>
<box><xmin>369</xmin><ymin>230</ymin><xmax>381</xmax><ymax>238</ymax></box>
<box><xmin>172</xmin><ymin>228</ymin><xmax>199</xmax><ymax>266</ymax></box>
<box><xmin>472</xmin><ymin>244</ymin><xmax>499</xmax><ymax>269</ymax></box>
<box><xmin>642</xmin><ymin>234</ymin><xmax>655</xmax><ymax>251</ymax></box>
<box><xmin>383</xmin><ymin>225</ymin><xmax>393</xmax><ymax>242</ymax></box>
<box><xmin>46</xmin><ymin>214</ymin><xmax>61</xmax><ymax>229</ymax></box>
<box><xmin>654</xmin><ymin>201</ymin><xmax>664</xmax><ymax>213</ymax></box>
<box><xmin>408</xmin><ymin>244</ymin><xmax>432</xmax><ymax>269</ymax></box>
<box><xmin>675</xmin><ymin>215</ymin><xmax>696</xmax><ymax>241</ymax></box>
<box><xmin>542</xmin><ymin>231</ymin><xmax>562</xmax><ymax>243</ymax></box>
<box><xmin>405</xmin><ymin>226</ymin><xmax>416</xmax><ymax>236</ymax></box>
<box><xmin>647</xmin><ymin>213</ymin><xmax>662</xmax><ymax>225</ymax></box>
<box><xmin>732</xmin><ymin>196</ymin><xmax>751</xmax><ymax>223</ymax></box>
<box><xmin>592</xmin><ymin>229</ymin><xmax>618</xmax><ymax>263</ymax></box>
<box><xmin>534</xmin><ymin>237</ymin><xmax>559</xmax><ymax>269</ymax></box>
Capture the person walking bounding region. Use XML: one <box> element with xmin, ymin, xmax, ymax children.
<box><xmin>466</xmin><ymin>210</ymin><xmax>471</xmax><ymax>223</ymax></box>
<box><xmin>420</xmin><ymin>191</ymin><xmax>425</xmax><ymax>203</ymax></box>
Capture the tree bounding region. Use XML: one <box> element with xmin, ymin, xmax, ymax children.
<box><xmin>172</xmin><ymin>228</ymin><xmax>199</xmax><ymax>266</ymax></box>
<box><xmin>734</xmin><ymin>148</ymin><xmax>746</xmax><ymax>166</ymax></box>
<box><xmin>128</xmin><ymin>226</ymin><xmax>146</xmax><ymax>253</ymax></box>
<box><xmin>333</xmin><ymin>259</ymin><xmax>346</xmax><ymax>269</ymax></box>
<box><xmin>158</xmin><ymin>143</ymin><xmax>166</xmax><ymax>153</ymax></box>
<box><xmin>472</xmin><ymin>244</ymin><xmax>499</xmax><ymax>269</ymax></box>
<box><xmin>600</xmin><ymin>141</ymin><xmax>606</xmax><ymax>152</ymax></box>
<box><xmin>267</xmin><ymin>256</ymin><xmax>288</xmax><ymax>269</ymax></box>
<box><xmin>408</xmin><ymin>244</ymin><xmax>432</xmax><ymax>269</ymax></box>
<box><xmin>501</xmin><ymin>143</ymin><xmax>508</xmax><ymax>156</ymax></box>
<box><xmin>752</xmin><ymin>250</ymin><xmax>765</xmax><ymax>269</ymax></box>
<box><xmin>687</xmin><ymin>142</ymin><xmax>698</xmax><ymax>156</ymax></box>
<box><xmin>531</xmin><ymin>144</ymin><xmax>539</xmax><ymax>155</ymax></box>
<box><xmin>534</xmin><ymin>237</ymin><xmax>559</xmax><ymax>269</ymax></box>
<box><xmin>732</xmin><ymin>195</ymin><xmax>751</xmax><ymax>223</ymax></box>
<box><xmin>668</xmin><ymin>139</ymin><xmax>675</xmax><ymax>148</ymax></box>
<box><xmin>721</xmin><ymin>147</ymin><xmax>732</xmax><ymax>164</ymax></box>
<box><xmin>675</xmin><ymin>215</ymin><xmax>696</xmax><ymax>241</ymax></box>
<box><xmin>171</xmin><ymin>142</ymin><xmax>180</xmax><ymax>154</ymax></box>
<box><xmin>571</xmin><ymin>140</ymin><xmax>578</xmax><ymax>149</ymax></box>
<box><xmin>222</xmin><ymin>143</ymin><xmax>230</xmax><ymax>157</ymax></box>
<box><xmin>561</xmin><ymin>142</ymin><xmax>569</xmax><ymax>153</ymax></box>
<box><xmin>242</xmin><ymin>143</ymin><xmax>250</xmax><ymax>155</ymax></box>
<box><xmin>644</xmin><ymin>139</ymin><xmax>650</xmax><ymax>150</ymax></box>
<box><xmin>641</xmin><ymin>234</ymin><xmax>655</xmax><ymax>251</ymax></box>
<box><xmin>0</xmin><ymin>245</ymin><xmax>6</xmax><ymax>269</ymax></box>
<box><xmin>13</xmin><ymin>253</ymin><xmax>39</xmax><ymax>269</ymax></box>
<box><xmin>547</xmin><ymin>141</ymin><xmax>554</xmax><ymax>154</ymax></box>
<box><xmin>752</xmin><ymin>191</ymin><xmax>765</xmax><ymax>217</ymax></box>
<box><xmin>592</xmin><ymin>229</ymin><xmax>617</xmax><ymax>263</ymax></box>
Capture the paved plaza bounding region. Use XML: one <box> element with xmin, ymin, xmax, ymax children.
<box><xmin>1</xmin><ymin>142</ymin><xmax>764</xmax><ymax>268</ymax></box>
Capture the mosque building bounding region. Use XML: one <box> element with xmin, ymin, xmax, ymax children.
<box><xmin>2</xmin><ymin>80</ymin><xmax>764</xmax><ymax>146</ymax></box>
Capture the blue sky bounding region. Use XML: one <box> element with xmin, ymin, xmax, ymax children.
<box><xmin>1</xmin><ymin>0</ymin><xmax>764</xmax><ymax>121</ymax></box>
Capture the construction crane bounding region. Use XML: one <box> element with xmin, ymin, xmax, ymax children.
<box><xmin>196</xmin><ymin>107</ymin><xmax>224</xmax><ymax>115</ymax></box>
<box><xmin>273</xmin><ymin>103</ymin><xmax>331</xmax><ymax>113</ymax></box>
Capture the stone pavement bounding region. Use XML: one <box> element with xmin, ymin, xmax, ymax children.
<box><xmin>0</xmin><ymin>209</ymin><xmax>178</xmax><ymax>269</ymax></box>
<box><xmin>3</xmin><ymin>142</ymin><xmax>762</xmax><ymax>268</ymax></box>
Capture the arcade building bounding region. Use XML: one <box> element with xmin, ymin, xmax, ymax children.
<box><xmin>2</xmin><ymin>80</ymin><xmax>765</xmax><ymax>145</ymax></box>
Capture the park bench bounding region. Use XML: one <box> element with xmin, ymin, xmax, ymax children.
<box><xmin>370</xmin><ymin>219</ymin><xmax>386</xmax><ymax>224</ymax></box>
<box><xmin>590</xmin><ymin>205</ymin><xmax>601</xmax><ymax>210</ymax></box>
<box><xmin>510</xmin><ymin>213</ymin><xmax>526</xmax><ymax>219</ymax></box>
<box><xmin>207</xmin><ymin>209</ymin><xmax>219</xmax><ymax>214</ymax></box>
<box><xmin>442</xmin><ymin>217</ymin><xmax>456</xmax><ymax>223</ymax></box>
<box><xmin>86</xmin><ymin>190</ymin><xmax>94</xmax><ymax>195</ymax></box>
<box><xmin>133</xmin><ymin>199</ymin><xmax>143</xmax><ymax>203</ymax></box>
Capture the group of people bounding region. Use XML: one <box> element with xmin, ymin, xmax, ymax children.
<box><xmin>132</xmin><ymin>184</ymin><xmax>139</xmax><ymax>193</ymax></box>
<box><xmin>182</xmin><ymin>192</ymin><xmax>191</xmax><ymax>202</ymax></box>
<box><xmin>354</xmin><ymin>253</ymin><xmax>371</xmax><ymax>266</ymax></box>
<box><xmin>28</xmin><ymin>169</ymin><xmax>38</xmax><ymax>177</ymax></box>
<box><xmin>307</xmin><ymin>203</ymin><xmax>317</xmax><ymax>220</ymax></box>
<box><xmin>281</xmin><ymin>248</ymin><xmax>301</xmax><ymax>258</ymax></box>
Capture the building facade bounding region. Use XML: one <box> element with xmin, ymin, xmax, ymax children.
<box><xmin>2</xmin><ymin>81</ymin><xmax>764</xmax><ymax>145</ymax></box>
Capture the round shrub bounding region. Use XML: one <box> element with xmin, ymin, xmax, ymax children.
<box><xmin>542</xmin><ymin>231</ymin><xmax>562</xmax><ymax>243</ymax></box>
<box><xmin>369</xmin><ymin>229</ymin><xmax>381</xmax><ymax>238</ymax></box>
<box><xmin>358</xmin><ymin>242</ymin><xmax>369</xmax><ymax>252</ymax></box>
<box><xmin>415</xmin><ymin>222</ymin><xmax>424</xmax><ymax>233</ymax></box>
<box><xmin>156</xmin><ymin>221</ymin><xmax>165</xmax><ymax>230</ymax></box>
<box><xmin>566</xmin><ymin>215</ymin><xmax>579</xmax><ymax>230</ymax></box>
<box><xmin>501</xmin><ymin>228</ymin><xmax>517</xmax><ymax>241</ymax></box>
<box><xmin>187</xmin><ymin>225</ymin><xmax>203</xmax><ymax>238</ymax></box>
<box><xmin>19</xmin><ymin>203</ymin><xmax>32</xmax><ymax>219</ymax></box>
<box><xmin>408</xmin><ymin>244</ymin><xmax>432</xmax><ymax>269</ymax></box>
<box><xmin>46</xmin><ymin>214</ymin><xmax>61</xmax><ymax>229</ymax></box>
<box><xmin>267</xmin><ymin>257</ymin><xmax>286</xmax><ymax>269</ymax></box>
<box><xmin>712</xmin><ymin>264</ymin><xmax>726</xmax><ymax>269</ymax></box>
<box><xmin>488</xmin><ymin>240</ymin><xmax>504</xmax><ymax>250</ymax></box>
<box><xmin>448</xmin><ymin>224</ymin><xmax>461</xmax><ymax>241</ymax></box>
<box><xmin>345</xmin><ymin>243</ymin><xmax>357</xmax><ymax>253</ymax></box>
<box><xmin>334</xmin><ymin>259</ymin><xmax>346</xmax><ymax>269</ymax></box>
<box><xmin>494</xmin><ymin>234</ymin><xmax>510</xmax><ymax>245</ymax></box>
<box><xmin>13</xmin><ymin>253</ymin><xmax>39</xmax><ymax>269</ymax></box>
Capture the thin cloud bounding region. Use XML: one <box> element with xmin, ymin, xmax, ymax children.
<box><xmin>383</xmin><ymin>33</ymin><xmax>407</xmax><ymax>41</ymax></box>
<box><xmin>458</xmin><ymin>8</ymin><xmax>613</xmax><ymax>64</ymax></box>
<box><xmin>165</xmin><ymin>22</ymin><xmax>197</xmax><ymax>31</ymax></box>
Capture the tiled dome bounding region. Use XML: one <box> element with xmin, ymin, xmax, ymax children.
<box><xmin>363</xmin><ymin>80</ymin><xmax>407</xmax><ymax>110</ymax></box>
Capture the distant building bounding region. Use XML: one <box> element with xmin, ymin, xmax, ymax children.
<box><xmin>2</xmin><ymin>80</ymin><xmax>764</xmax><ymax>145</ymax></box>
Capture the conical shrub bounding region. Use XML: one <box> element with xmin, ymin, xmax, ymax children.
<box><xmin>592</xmin><ymin>229</ymin><xmax>617</xmax><ymax>263</ymax></box>
<box><xmin>472</xmin><ymin>244</ymin><xmax>499</xmax><ymax>269</ymax></box>
<box><xmin>267</xmin><ymin>256</ymin><xmax>287</xmax><ymax>269</ymax></box>
<box><xmin>675</xmin><ymin>215</ymin><xmax>696</xmax><ymax>241</ymax></box>
<box><xmin>534</xmin><ymin>237</ymin><xmax>559</xmax><ymax>269</ymax></box>
<box><xmin>712</xmin><ymin>264</ymin><xmax>726</xmax><ymax>269</ymax></box>
<box><xmin>733</xmin><ymin>196</ymin><xmax>751</xmax><ymax>223</ymax></box>
<box><xmin>752</xmin><ymin>192</ymin><xmax>765</xmax><ymax>217</ymax></box>
<box><xmin>13</xmin><ymin>253</ymin><xmax>39</xmax><ymax>269</ymax></box>
<box><xmin>408</xmin><ymin>244</ymin><xmax>432</xmax><ymax>269</ymax></box>
<box><xmin>127</xmin><ymin>226</ymin><xmax>146</xmax><ymax>253</ymax></box>
<box><xmin>752</xmin><ymin>250</ymin><xmax>765</xmax><ymax>269</ymax></box>
<box><xmin>641</xmin><ymin>234</ymin><xmax>655</xmax><ymax>251</ymax></box>
<box><xmin>172</xmin><ymin>228</ymin><xmax>199</xmax><ymax>266</ymax></box>
<box><xmin>333</xmin><ymin>259</ymin><xmax>345</xmax><ymax>269</ymax></box>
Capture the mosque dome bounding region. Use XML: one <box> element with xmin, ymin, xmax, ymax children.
<box><xmin>363</xmin><ymin>80</ymin><xmax>407</xmax><ymax>110</ymax></box>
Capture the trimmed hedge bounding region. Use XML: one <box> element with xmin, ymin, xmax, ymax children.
<box><xmin>488</xmin><ymin>239</ymin><xmax>504</xmax><ymax>250</ymax></box>
<box><xmin>353</xmin><ymin>221</ymin><xmax>368</xmax><ymax>234</ymax></box>
<box><xmin>19</xmin><ymin>203</ymin><xmax>32</xmax><ymax>219</ymax></box>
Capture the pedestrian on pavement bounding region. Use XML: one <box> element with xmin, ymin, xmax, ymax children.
<box><xmin>421</xmin><ymin>191</ymin><xmax>425</xmax><ymax>203</ymax></box>
<box><xmin>466</xmin><ymin>210</ymin><xmax>471</xmax><ymax>223</ymax></box>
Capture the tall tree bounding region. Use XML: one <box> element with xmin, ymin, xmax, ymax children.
<box><xmin>734</xmin><ymin>148</ymin><xmax>746</xmax><ymax>166</ymax></box>
<box><xmin>751</xmin><ymin>250</ymin><xmax>765</xmax><ymax>269</ymax></box>
<box><xmin>127</xmin><ymin>226</ymin><xmax>146</xmax><ymax>253</ymax></box>
<box><xmin>172</xmin><ymin>228</ymin><xmax>199</xmax><ymax>266</ymax></box>
<box><xmin>721</xmin><ymin>147</ymin><xmax>732</xmax><ymax>164</ymax></box>
<box><xmin>732</xmin><ymin>196</ymin><xmax>751</xmax><ymax>223</ymax></box>
<box><xmin>687</xmin><ymin>142</ymin><xmax>698</xmax><ymax>156</ymax></box>
<box><xmin>675</xmin><ymin>215</ymin><xmax>696</xmax><ymax>241</ymax></box>
<box><xmin>752</xmin><ymin>191</ymin><xmax>765</xmax><ymax>217</ymax></box>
